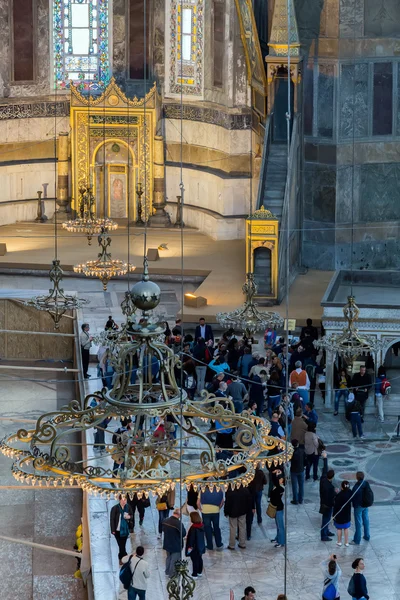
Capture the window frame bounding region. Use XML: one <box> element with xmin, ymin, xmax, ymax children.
<box><xmin>52</xmin><ymin>0</ymin><xmax>111</xmax><ymax>92</ymax></box>
<box><xmin>9</xmin><ymin>0</ymin><xmax>37</xmax><ymax>85</ymax></box>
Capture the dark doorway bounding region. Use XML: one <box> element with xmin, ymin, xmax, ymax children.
<box><xmin>254</xmin><ymin>247</ymin><xmax>272</xmax><ymax>296</ymax></box>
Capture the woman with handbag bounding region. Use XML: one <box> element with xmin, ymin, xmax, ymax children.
<box><xmin>333</xmin><ymin>481</ymin><xmax>352</xmax><ymax>547</ymax></box>
<box><xmin>185</xmin><ymin>511</ymin><xmax>206</xmax><ymax>579</ymax></box>
<box><xmin>156</xmin><ymin>489</ymin><xmax>175</xmax><ymax>539</ymax></box>
<box><xmin>348</xmin><ymin>558</ymin><xmax>369</xmax><ymax>600</ymax></box>
<box><xmin>305</xmin><ymin>421</ymin><xmax>320</xmax><ymax>481</ymax></box>
<box><xmin>320</xmin><ymin>554</ymin><xmax>341</xmax><ymax>600</ymax></box>
<box><xmin>268</xmin><ymin>471</ymin><xmax>285</xmax><ymax>548</ymax></box>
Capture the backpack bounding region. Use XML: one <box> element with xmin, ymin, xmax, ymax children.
<box><xmin>322</xmin><ymin>580</ymin><xmax>337</xmax><ymax>600</ymax></box>
<box><xmin>119</xmin><ymin>556</ymin><xmax>142</xmax><ymax>590</ymax></box>
<box><xmin>380</xmin><ymin>378</ymin><xmax>391</xmax><ymax>395</ymax></box>
<box><xmin>347</xmin><ymin>574</ymin><xmax>356</xmax><ymax>597</ymax></box>
<box><xmin>361</xmin><ymin>481</ymin><xmax>374</xmax><ymax>507</ymax></box>
<box><xmin>305</xmin><ymin>363</ymin><xmax>317</xmax><ymax>381</ymax></box>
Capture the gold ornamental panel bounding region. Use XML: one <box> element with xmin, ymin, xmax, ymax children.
<box><xmin>70</xmin><ymin>80</ymin><xmax>160</xmax><ymax>221</ymax></box>
<box><xmin>246</xmin><ymin>212</ymin><xmax>279</xmax><ymax>300</ymax></box>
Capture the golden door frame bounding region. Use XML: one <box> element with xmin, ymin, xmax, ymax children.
<box><xmin>70</xmin><ymin>77</ymin><xmax>159</xmax><ymax>221</ymax></box>
<box><xmin>246</xmin><ymin>206</ymin><xmax>279</xmax><ymax>301</ymax></box>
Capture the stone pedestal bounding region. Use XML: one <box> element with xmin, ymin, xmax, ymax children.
<box><xmin>149</xmin><ymin>135</ymin><xmax>170</xmax><ymax>227</ymax></box>
<box><xmin>52</xmin><ymin>132</ymin><xmax>71</xmax><ymax>224</ymax></box>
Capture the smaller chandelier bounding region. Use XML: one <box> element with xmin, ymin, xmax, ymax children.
<box><xmin>74</xmin><ymin>229</ymin><xmax>135</xmax><ymax>291</ymax></box>
<box><xmin>314</xmin><ymin>295</ymin><xmax>385</xmax><ymax>359</ymax></box>
<box><xmin>167</xmin><ymin>560</ymin><xmax>195</xmax><ymax>600</ymax></box>
<box><xmin>25</xmin><ymin>259</ymin><xmax>89</xmax><ymax>328</ymax></box>
<box><xmin>62</xmin><ymin>184</ymin><xmax>118</xmax><ymax>244</ymax></box>
<box><xmin>216</xmin><ymin>273</ymin><xmax>283</xmax><ymax>337</ymax></box>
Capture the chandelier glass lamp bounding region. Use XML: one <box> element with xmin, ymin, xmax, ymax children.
<box><xmin>217</xmin><ymin>272</ymin><xmax>284</xmax><ymax>337</ymax></box>
<box><xmin>2</xmin><ymin>261</ymin><xmax>293</xmax><ymax>498</ymax></box>
<box><xmin>62</xmin><ymin>184</ymin><xmax>118</xmax><ymax>245</ymax></box>
<box><xmin>25</xmin><ymin>259</ymin><xmax>89</xmax><ymax>329</ymax></box>
<box><xmin>73</xmin><ymin>228</ymin><xmax>135</xmax><ymax>291</ymax></box>
<box><xmin>314</xmin><ymin>295</ymin><xmax>385</xmax><ymax>359</ymax></box>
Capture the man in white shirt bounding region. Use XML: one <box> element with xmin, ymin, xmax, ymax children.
<box><xmin>121</xmin><ymin>545</ymin><xmax>150</xmax><ymax>599</ymax></box>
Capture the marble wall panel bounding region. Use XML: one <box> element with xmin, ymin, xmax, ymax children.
<box><xmin>335</xmin><ymin>165</ymin><xmax>353</xmax><ymax>223</ymax></box>
<box><xmin>339</xmin><ymin>0</ymin><xmax>363</xmax><ymax>38</ymax></box>
<box><xmin>317</xmin><ymin>63</ymin><xmax>335</xmax><ymax>138</ymax></box>
<box><xmin>339</xmin><ymin>63</ymin><xmax>368</xmax><ymax>139</ymax></box>
<box><xmin>165</xmin><ymin>118</ymin><xmax>250</xmax><ymax>154</ymax></box>
<box><xmin>304</xmin><ymin>163</ymin><xmax>336</xmax><ymax>223</ymax></box>
<box><xmin>364</xmin><ymin>0</ymin><xmax>400</xmax><ymax>37</ymax></box>
<box><xmin>359</xmin><ymin>163</ymin><xmax>400</xmax><ymax>222</ymax></box>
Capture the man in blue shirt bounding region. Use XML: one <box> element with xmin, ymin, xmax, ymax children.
<box><xmin>199</xmin><ymin>486</ymin><xmax>224</xmax><ymax>551</ymax></box>
<box><xmin>350</xmin><ymin>471</ymin><xmax>371</xmax><ymax>545</ymax></box>
<box><xmin>303</xmin><ymin>402</ymin><xmax>318</xmax><ymax>425</ymax></box>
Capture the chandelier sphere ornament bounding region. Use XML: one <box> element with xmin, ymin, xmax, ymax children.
<box><xmin>25</xmin><ymin>259</ymin><xmax>89</xmax><ymax>328</ymax></box>
<box><xmin>131</xmin><ymin>257</ymin><xmax>161</xmax><ymax>312</ymax></box>
<box><xmin>314</xmin><ymin>295</ymin><xmax>385</xmax><ymax>359</ymax></box>
<box><xmin>2</xmin><ymin>261</ymin><xmax>293</xmax><ymax>499</ymax></box>
<box><xmin>62</xmin><ymin>184</ymin><xmax>118</xmax><ymax>244</ymax></box>
<box><xmin>74</xmin><ymin>228</ymin><xmax>135</xmax><ymax>290</ymax></box>
<box><xmin>216</xmin><ymin>272</ymin><xmax>284</xmax><ymax>337</ymax></box>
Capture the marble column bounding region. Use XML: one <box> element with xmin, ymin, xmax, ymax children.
<box><xmin>53</xmin><ymin>132</ymin><xmax>71</xmax><ymax>223</ymax></box>
<box><xmin>149</xmin><ymin>135</ymin><xmax>171</xmax><ymax>227</ymax></box>
<box><xmin>325</xmin><ymin>349</ymin><xmax>334</xmax><ymax>409</ymax></box>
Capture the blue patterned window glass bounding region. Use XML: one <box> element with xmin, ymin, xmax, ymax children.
<box><xmin>53</xmin><ymin>0</ymin><xmax>110</xmax><ymax>91</ymax></box>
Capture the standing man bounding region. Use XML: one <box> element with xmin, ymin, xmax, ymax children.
<box><xmin>200</xmin><ymin>485</ymin><xmax>224</xmax><ymax>551</ymax></box>
<box><xmin>319</xmin><ymin>466</ymin><xmax>336</xmax><ymax>542</ymax></box>
<box><xmin>290</xmin><ymin>439</ymin><xmax>305</xmax><ymax>505</ymax></box>
<box><xmin>195</xmin><ymin>317</ymin><xmax>214</xmax><ymax>343</ymax></box>
<box><xmin>350</xmin><ymin>471</ymin><xmax>373</xmax><ymax>545</ymax></box>
<box><xmin>289</xmin><ymin>361</ymin><xmax>310</xmax><ymax>405</ymax></box>
<box><xmin>110</xmin><ymin>496</ymin><xmax>133</xmax><ymax>564</ymax></box>
<box><xmin>121</xmin><ymin>546</ymin><xmax>150</xmax><ymax>600</ymax></box>
<box><xmin>224</xmin><ymin>484</ymin><xmax>252</xmax><ymax>550</ymax></box>
<box><xmin>248</xmin><ymin>462</ymin><xmax>267</xmax><ymax>524</ymax></box>
<box><xmin>80</xmin><ymin>323</ymin><xmax>93</xmax><ymax>379</ymax></box>
<box><xmin>228</xmin><ymin>377</ymin><xmax>248</xmax><ymax>413</ymax></box>
<box><xmin>241</xmin><ymin>587</ymin><xmax>256</xmax><ymax>600</ymax></box>
<box><xmin>162</xmin><ymin>508</ymin><xmax>186</xmax><ymax>577</ymax></box>
<box><xmin>290</xmin><ymin>408</ymin><xmax>308</xmax><ymax>446</ymax></box>
<box><xmin>352</xmin><ymin>365</ymin><xmax>372</xmax><ymax>417</ymax></box>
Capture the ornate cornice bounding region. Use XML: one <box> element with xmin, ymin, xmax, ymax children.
<box><xmin>0</xmin><ymin>100</ymin><xmax>70</xmax><ymax>120</ymax></box>
<box><xmin>163</xmin><ymin>104</ymin><xmax>251</xmax><ymax>130</ymax></box>
<box><xmin>70</xmin><ymin>77</ymin><xmax>158</xmax><ymax>108</ymax></box>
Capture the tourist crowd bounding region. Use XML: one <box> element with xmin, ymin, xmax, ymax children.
<box><xmin>82</xmin><ymin>316</ymin><xmax>378</xmax><ymax>599</ymax></box>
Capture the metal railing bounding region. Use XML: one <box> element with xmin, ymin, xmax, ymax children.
<box><xmin>278</xmin><ymin>113</ymin><xmax>300</xmax><ymax>302</ymax></box>
<box><xmin>255</xmin><ymin>112</ymin><xmax>273</xmax><ymax>210</ymax></box>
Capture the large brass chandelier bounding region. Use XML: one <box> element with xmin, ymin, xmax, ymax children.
<box><xmin>2</xmin><ymin>263</ymin><xmax>292</xmax><ymax>498</ymax></box>
<box><xmin>217</xmin><ymin>272</ymin><xmax>284</xmax><ymax>337</ymax></box>
<box><xmin>314</xmin><ymin>295</ymin><xmax>385</xmax><ymax>359</ymax></box>
<box><xmin>62</xmin><ymin>184</ymin><xmax>118</xmax><ymax>245</ymax></box>
<box><xmin>74</xmin><ymin>228</ymin><xmax>135</xmax><ymax>291</ymax></box>
<box><xmin>25</xmin><ymin>259</ymin><xmax>89</xmax><ymax>329</ymax></box>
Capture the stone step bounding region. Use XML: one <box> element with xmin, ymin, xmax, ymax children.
<box><xmin>264</xmin><ymin>193</ymin><xmax>285</xmax><ymax>201</ymax></box>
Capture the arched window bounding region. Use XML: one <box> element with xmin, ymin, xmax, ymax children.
<box><xmin>53</xmin><ymin>0</ymin><xmax>110</xmax><ymax>91</ymax></box>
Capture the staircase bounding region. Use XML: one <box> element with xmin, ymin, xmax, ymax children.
<box><xmin>262</xmin><ymin>142</ymin><xmax>287</xmax><ymax>224</ymax></box>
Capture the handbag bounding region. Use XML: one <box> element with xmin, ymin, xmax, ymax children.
<box><xmin>266</xmin><ymin>503</ymin><xmax>277</xmax><ymax>519</ymax></box>
<box><xmin>156</xmin><ymin>502</ymin><xmax>168</xmax><ymax>511</ymax></box>
<box><xmin>317</xmin><ymin>438</ymin><xmax>326</xmax><ymax>455</ymax></box>
<box><xmin>181</xmin><ymin>502</ymin><xmax>189</xmax><ymax>516</ymax></box>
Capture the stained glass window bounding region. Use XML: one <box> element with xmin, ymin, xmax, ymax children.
<box><xmin>167</xmin><ymin>0</ymin><xmax>204</xmax><ymax>97</ymax></box>
<box><xmin>53</xmin><ymin>0</ymin><xmax>110</xmax><ymax>91</ymax></box>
